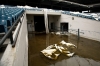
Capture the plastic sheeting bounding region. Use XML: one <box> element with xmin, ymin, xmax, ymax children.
<box><xmin>41</xmin><ymin>40</ymin><xmax>77</xmax><ymax>60</ymax></box>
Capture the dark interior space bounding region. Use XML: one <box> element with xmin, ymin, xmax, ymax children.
<box><xmin>50</xmin><ymin>22</ymin><xmax>55</xmax><ymax>31</ymax></box>
<box><xmin>34</xmin><ymin>15</ymin><xmax>45</xmax><ymax>32</ymax></box>
<box><xmin>60</xmin><ymin>23</ymin><xmax>68</xmax><ymax>32</ymax></box>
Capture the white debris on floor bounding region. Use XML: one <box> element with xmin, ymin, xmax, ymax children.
<box><xmin>41</xmin><ymin>49</ymin><xmax>60</xmax><ymax>59</ymax></box>
<box><xmin>41</xmin><ymin>40</ymin><xmax>77</xmax><ymax>60</ymax></box>
<box><xmin>60</xmin><ymin>40</ymin><xmax>77</xmax><ymax>48</ymax></box>
<box><xmin>51</xmin><ymin>32</ymin><xmax>70</xmax><ymax>36</ymax></box>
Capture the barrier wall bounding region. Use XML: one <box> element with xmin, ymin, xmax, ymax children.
<box><xmin>59</xmin><ymin>14</ymin><xmax>100</xmax><ymax>41</ymax></box>
<box><xmin>0</xmin><ymin>13</ymin><xmax>28</xmax><ymax>66</ymax></box>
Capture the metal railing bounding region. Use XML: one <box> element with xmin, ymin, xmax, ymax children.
<box><xmin>0</xmin><ymin>11</ymin><xmax>25</xmax><ymax>48</ymax></box>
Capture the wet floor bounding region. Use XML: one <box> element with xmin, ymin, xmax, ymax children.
<box><xmin>28</xmin><ymin>32</ymin><xmax>100</xmax><ymax>66</ymax></box>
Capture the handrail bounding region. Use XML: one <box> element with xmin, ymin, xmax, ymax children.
<box><xmin>0</xmin><ymin>11</ymin><xmax>25</xmax><ymax>48</ymax></box>
<box><xmin>12</xmin><ymin>14</ymin><xmax>25</xmax><ymax>47</ymax></box>
<box><xmin>12</xmin><ymin>21</ymin><xmax>21</xmax><ymax>47</ymax></box>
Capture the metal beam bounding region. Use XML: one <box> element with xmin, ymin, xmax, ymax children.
<box><xmin>88</xmin><ymin>3</ymin><xmax>100</xmax><ymax>7</ymax></box>
<box><xmin>62</xmin><ymin>0</ymin><xmax>88</xmax><ymax>7</ymax></box>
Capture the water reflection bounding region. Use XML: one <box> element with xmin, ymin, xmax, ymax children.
<box><xmin>77</xmin><ymin>40</ymin><xmax>80</xmax><ymax>49</ymax></box>
<box><xmin>49</xmin><ymin>55</ymin><xmax>100</xmax><ymax>66</ymax></box>
<box><xmin>28</xmin><ymin>33</ymin><xmax>100</xmax><ymax>66</ymax></box>
<box><xmin>46</xmin><ymin>34</ymin><xmax>49</xmax><ymax>47</ymax></box>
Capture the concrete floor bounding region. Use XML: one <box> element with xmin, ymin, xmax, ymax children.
<box><xmin>28</xmin><ymin>33</ymin><xmax>100</xmax><ymax>66</ymax></box>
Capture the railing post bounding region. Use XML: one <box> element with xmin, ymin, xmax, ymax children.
<box><xmin>61</xmin><ymin>25</ymin><xmax>64</xmax><ymax>34</ymax></box>
<box><xmin>9</xmin><ymin>31</ymin><xmax>13</xmax><ymax>44</ymax></box>
<box><xmin>78</xmin><ymin>29</ymin><xmax>80</xmax><ymax>40</ymax></box>
<box><xmin>12</xmin><ymin>17</ymin><xmax>23</xmax><ymax>47</ymax></box>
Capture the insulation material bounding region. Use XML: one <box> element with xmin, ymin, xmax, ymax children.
<box><xmin>41</xmin><ymin>40</ymin><xmax>77</xmax><ymax>60</ymax></box>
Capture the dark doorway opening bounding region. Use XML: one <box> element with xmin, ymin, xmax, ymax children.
<box><xmin>60</xmin><ymin>23</ymin><xmax>68</xmax><ymax>32</ymax></box>
<box><xmin>50</xmin><ymin>22</ymin><xmax>55</xmax><ymax>31</ymax></box>
<box><xmin>34</xmin><ymin>16</ymin><xmax>45</xmax><ymax>32</ymax></box>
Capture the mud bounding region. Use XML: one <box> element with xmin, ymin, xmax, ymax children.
<box><xmin>28</xmin><ymin>33</ymin><xmax>100</xmax><ymax>66</ymax></box>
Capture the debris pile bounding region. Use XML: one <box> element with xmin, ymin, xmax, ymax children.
<box><xmin>41</xmin><ymin>40</ymin><xmax>77</xmax><ymax>60</ymax></box>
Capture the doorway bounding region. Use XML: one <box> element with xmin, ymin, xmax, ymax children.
<box><xmin>60</xmin><ymin>23</ymin><xmax>68</xmax><ymax>32</ymax></box>
<box><xmin>50</xmin><ymin>22</ymin><xmax>55</xmax><ymax>31</ymax></box>
<box><xmin>34</xmin><ymin>15</ymin><xmax>45</xmax><ymax>32</ymax></box>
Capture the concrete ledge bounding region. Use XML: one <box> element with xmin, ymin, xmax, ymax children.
<box><xmin>26</xmin><ymin>10</ymin><xmax>44</xmax><ymax>15</ymax></box>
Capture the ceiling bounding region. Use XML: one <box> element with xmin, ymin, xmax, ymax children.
<box><xmin>0</xmin><ymin>0</ymin><xmax>100</xmax><ymax>12</ymax></box>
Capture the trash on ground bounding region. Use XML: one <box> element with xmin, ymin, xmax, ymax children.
<box><xmin>53</xmin><ymin>32</ymin><xmax>70</xmax><ymax>36</ymax></box>
<box><xmin>60</xmin><ymin>40</ymin><xmax>77</xmax><ymax>48</ymax></box>
<box><xmin>41</xmin><ymin>40</ymin><xmax>77</xmax><ymax>60</ymax></box>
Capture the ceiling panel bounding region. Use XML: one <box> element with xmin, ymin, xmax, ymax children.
<box><xmin>0</xmin><ymin>0</ymin><xmax>100</xmax><ymax>12</ymax></box>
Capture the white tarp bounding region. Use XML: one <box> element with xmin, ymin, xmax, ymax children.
<box><xmin>41</xmin><ymin>40</ymin><xmax>77</xmax><ymax>60</ymax></box>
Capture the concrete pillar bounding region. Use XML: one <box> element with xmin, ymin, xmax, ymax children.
<box><xmin>43</xmin><ymin>9</ymin><xmax>49</xmax><ymax>34</ymax></box>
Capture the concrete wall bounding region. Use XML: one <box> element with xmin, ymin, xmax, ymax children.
<box><xmin>26</xmin><ymin>10</ymin><xmax>61</xmax><ymax>15</ymax></box>
<box><xmin>26</xmin><ymin>10</ymin><xmax>44</xmax><ymax>15</ymax></box>
<box><xmin>13</xmin><ymin>13</ymin><xmax>28</xmax><ymax>66</ymax></box>
<box><xmin>27</xmin><ymin>14</ymin><xmax>53</xmax><ymax>32</ymax></box>
<box><xmin>27</xmin><ymin>14</ymin><xmax>35</xmax><ymax>31</ymax></box>
<box><xmin>26</xmin><ymin>10</ymin><xmax>100</xmax><ymax>41</ymax></box>
<box><xmin>59</xmin><ymin>14</ymin><xmax>100</xmax><ymax>41</ymax></box>
<box><xmin>48</xmin><ymin>15</ymin><xmax>55</xmax><ymax>29</ymax></box>
<box><xmin>0</xmin><ymin>13</ymin><xmax>28</xmax><ymax>66</ymax></box>
<box><xmin>48</xmin><ymin>15</ymin><xmax>61</xmax><ymax>31</ymax></box>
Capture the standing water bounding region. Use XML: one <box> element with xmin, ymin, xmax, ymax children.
<box><xmin>28</xmin><ymin>33</ymin><xmax>100</xmax><ymax>66</ymax></box>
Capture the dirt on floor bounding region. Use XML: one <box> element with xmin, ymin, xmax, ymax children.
<box><xmin>28</xmin><ymin>33</ymin><xmax>100</xmax><ymax>66</ymax></box>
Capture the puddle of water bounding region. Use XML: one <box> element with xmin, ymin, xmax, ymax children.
<box><xmin>28</xmin><ymin>33</ymin><xmax>100</xmax><ymax>66</ymax></box>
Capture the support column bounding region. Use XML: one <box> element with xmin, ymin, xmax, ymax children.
<box><xmin>43</xmin><ymin>9</ymin><xmax>49</xmax><ymax>34</ymax></box>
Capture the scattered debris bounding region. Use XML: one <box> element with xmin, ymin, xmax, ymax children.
<box><xmin>51</xmin><ymin>32</ymin><xmax>70</xmax><ymax>36</ymax></box>
<box><xmin>60</xmin><ymin>40</ymin><xmax>77</xmax><ymax>48</ymax></box>
<box><xmin>66</xmin><ymin>52</ymin><xmax>75</xmax><ymax>57</ymax></box>
<box><xmin>41</xmin><ymin>49</ymin><xmax>60</xmax><ymax>59</ymax></box>
<box><xmin>41</xmin><ymin>40</ymin><xmax>77</xmax><ymax>60</ymax></box>
<box><xmin>55</xmin><ymin>32</ymin><xmax>61</xmax><ymax>35</ymax></box>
